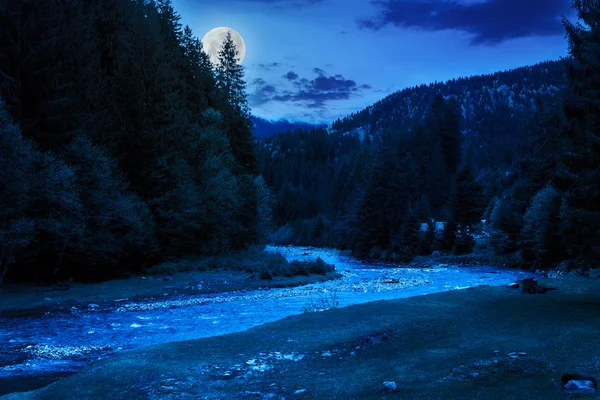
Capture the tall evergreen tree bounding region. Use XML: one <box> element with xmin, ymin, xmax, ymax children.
<box><xmin>216</xmin><ymin>31</ymin><xmax>257</xmax><ymax>174</ymax></box>
<box><xmin>453</xmin><ymin>163</ymin><xmax>484</xmax><ymax>230</ymax></box>
<box><xmin>557</xmin><ymin>0</ymin><xmax>600</xmax><ymax>264</ymax></box>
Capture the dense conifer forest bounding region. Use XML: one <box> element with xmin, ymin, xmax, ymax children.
<box><xmin>0</xmin><ymin>0</ymin><xmax>269</xmax><ymax>283</ymax></box>
<box><xmin>1</xmin><ymin>0</ymin><xmax>598</xmax><ymax>285</ymax></box>
<box><xmin>258</xmin><ymin>1</ymin><xmax>600</xmax><ymax>270</ymax></box>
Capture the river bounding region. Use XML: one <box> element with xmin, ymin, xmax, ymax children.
<box><xmin>0</xmin><ymin>245</ymin><xmax>535</xmax><ymax>395</ymax></box>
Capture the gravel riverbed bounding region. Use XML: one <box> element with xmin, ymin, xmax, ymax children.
<box><xmin>0</xmin><ymin>245</ymin><xmax>536</xmax><ymax>394</ymax></box>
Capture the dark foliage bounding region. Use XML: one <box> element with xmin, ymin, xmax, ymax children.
<box><xmin>0</xmin><ymin>0</ymin><xmax>265</xmax><ymax>283</ymax></box>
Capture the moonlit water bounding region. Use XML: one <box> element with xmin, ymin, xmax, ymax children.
<box><xmin>0</xmin><ymin>245</ymin><xmax>535</xmax><ymax>381</ymax></box>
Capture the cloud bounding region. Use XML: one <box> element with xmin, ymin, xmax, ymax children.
<box><xmin>283</xmin><ymin>71</ymin><xmax>299</xmax><ymax>80</ymax></box>
<box><xmin>249</xmin><ymin>67</ymin><xmax>371</xmax><ymax>109</ymax></box>
<box><xmin>196</xmin><ymin>0</ymin><xmax>326</xmax><ymax>8</ymax></box>
<box><xmin>360</xmin><ymin>0</ymin><xmax>572</xmax><ymax>45</ymax></box>
<box><xmin>256</xmin><ymin>62</ymin><xmax>282</xmax><ymax>71</ymax></box>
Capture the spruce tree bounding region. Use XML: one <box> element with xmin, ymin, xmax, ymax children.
<box><xmin>453</xmin><ymin>163</ymin><xmax>484</xmax><ymax>230</ymax></box>
<box><xmin>558</xmin><ymin>0</ymin><xmax>600</xmax><ymax>264</ymax></box>
<box><xmin>216</xmin><ymin>31</ymin><xmax>257</xmax><ymax>174</ymax></box>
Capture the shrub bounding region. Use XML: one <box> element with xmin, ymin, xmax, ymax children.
<box><xmin>308</xmin><ymin>257</ymin><xmax>334</xmax><ymax>275</ymax></box>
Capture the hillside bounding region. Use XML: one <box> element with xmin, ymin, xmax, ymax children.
<box><xmin>331</xmin><ymin>60</ymin><xmax>565</xmax><ymax>171</ymax></box>
<box><xmin>257</xmin><ymin>58</ymin><xmax>575</xmax><ymax>261</ymax></box>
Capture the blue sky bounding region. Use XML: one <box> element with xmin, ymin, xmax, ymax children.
<box><xmin>173</xmin><ymin>0</ymin><xmax>573</xmax><ymax>124</ymax></box>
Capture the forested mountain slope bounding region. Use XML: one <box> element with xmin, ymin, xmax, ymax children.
<box><xmin>257</xmin><ymin>52</ymin><xmax>599</xmax><ymax>269</ymax></box>
<box><xmin>331</xmin><ymin>60</ymin><xmax>565</xmax><ymax>172</ymax></box>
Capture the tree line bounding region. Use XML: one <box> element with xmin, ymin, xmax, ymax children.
<box><xmin>0</xmin><ymin>0</ymin><xmax>269</xmax><ymax>283</ymax></box>
<box><xmin>258</xmin><ymin>0</ymin><xmax>600</xmax><ymax>269</ymax></box>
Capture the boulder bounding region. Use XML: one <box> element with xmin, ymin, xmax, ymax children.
<box><xmin>561</xmin><ymin>373</ymin><xmax>598</xmax><ymax>388</ymax></box>
<box><xmin>564</xmin><ymin>380</ymin><xmax>595</xmax><ymax>396</ymax></box>
<box><xmin>521</xmin><ymin>278</ymin><xmax>558</xmax><ymax>294</ymax></box>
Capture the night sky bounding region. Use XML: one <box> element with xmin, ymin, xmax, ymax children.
<box><xmin>174</xmin><ymin>0</ymin><xmax>574</xmax><ymax>123</ymax></box>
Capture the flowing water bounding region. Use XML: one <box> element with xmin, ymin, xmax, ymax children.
<box><xmin>0</xmin><ymin>246</ymin><xmax>535</xmax><ymax>395</ymax></box>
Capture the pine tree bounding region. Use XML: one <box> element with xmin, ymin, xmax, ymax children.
<box><xmin>453</xmin><ymin>162</ymin><xmax>484</xmax><ymax>230</ymax></box>
<box><xmin>557</xmin><ymin>0</ymin><xmax>600</xmax><ymax>264</ymax></box>
<box><xmin>519</xmin><ymin>186</ymin><xmax>564</xmax><ymax>268</ymax></box>
<box><xmin>216</xmin><ymin>31</ymin><xmax>257</xmax><ymax>174</ymax></box>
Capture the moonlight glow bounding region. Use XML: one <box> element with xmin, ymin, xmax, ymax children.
<box><xmin>201</xmin><ymin>27</ymin><xmax>246</xmax><ymax>66</ymax></box>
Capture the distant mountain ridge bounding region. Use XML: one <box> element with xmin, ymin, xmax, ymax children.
<box><xmin>330</xmin><ymin>59</ymin><xmax>566</xmax><ymax>171</ymax></box>
<box><xmin>251</xmin><ymin>116</ymin><xmax>318</xmax><ymax>139</ymax></box>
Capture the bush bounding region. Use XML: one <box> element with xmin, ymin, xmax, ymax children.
<box><xmin>145</xmin><ymin>247</ymin><xmax>335</xmax><ymax>279</ymax></box>
<box><xmin>308</xmin><ymin>257</ymin><xmax>334</xmax><ymax>274</ymax></box>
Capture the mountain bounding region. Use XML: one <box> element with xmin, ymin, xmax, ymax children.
<box><xmin>251</xmin><ymin>116</ymin><xmax>317</xmax><ymax>139</ymax></box>
<box><xmin>257</xmin><ymin>59</ymin><xmax>570</xmax><ymax>255</ymax></box>
<box><xmin>331</xmin><ymin>60</ymin><xmax>565</xmax><ymax>171</ymax></box>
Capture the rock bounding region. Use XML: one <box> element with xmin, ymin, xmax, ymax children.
<box><xmin>564</xmin><ymin>380</ymin><xmax>596</xmax><ymax>396</ymax></box>
<box><xmin>507</xmin><ymin>282</ymin><xmax>519</xmax><ymax>289</ymax></box>
<box><xmin>294</xmin><ymin>389</ymin><xmax>306</xmax><ymax>394</ymax></box>
<box><xmin>321</xmin><ymin>351</ymin><xmax>332</xmax><ymax>357</ymax></box>
<box><xmin>561</xmin><ymin>374</ymin><xmax>598</xmax><ymax>388</ymax></box>
<box><xmin>521</xmin><ymin>278</ymin><xmax>538</xmax><ymax>294</ymax></box>
<box><xmin>431</xmin><ymin>251</ymin><xmax>442</xmax><ymax>257</ymax></box>
<box><xmin>521</xmin><ymin>278</ymin><xmax>558</xmax><ymax>294</ymax></box>
<box><xmin>383</xmin><ymin>381</ymin><xmax>397</xmax><ymax>391</ymax></box>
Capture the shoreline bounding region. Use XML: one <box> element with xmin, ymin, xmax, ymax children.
<box><xmin>3</xmin><ymin>278</ymin><xmax>599</xmax><ymax>400</ymax></box>
<box><xmin>0</xmin><ymin>269</ymin><xmax>341</xmax><ymax>315</ymax></box>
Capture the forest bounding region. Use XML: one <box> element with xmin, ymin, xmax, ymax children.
<box><xmin>0</xmin><ymin>0</ymin><xmax>271</xmax><ymax>283</ymax></box>
<box><xmin>257</xmin><ymin>4</ymin><xmax>599</xmax><ymax>269</ymax></box>
<box><xmin>0</xmin><ymin>0</ymin><xmax>599</xmax><ymax>285</ymax></box>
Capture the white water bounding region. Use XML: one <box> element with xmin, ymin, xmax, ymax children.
<box><xmin>0</xmin><ymin>245</ymin><xmax>535</xmax><ymax>380</ymax></box>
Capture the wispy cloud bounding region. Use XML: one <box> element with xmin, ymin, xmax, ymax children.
<box><xmin>250</xmin><ymin>66</ymin><xmax>372</xmax><ymax>109</ymax></box>
<box><xmin>360</xmin><ymin>0</ymin><xmax>572</xmax><ymax>45</ymax></box>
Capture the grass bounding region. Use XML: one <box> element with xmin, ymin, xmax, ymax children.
<box><xmin>146</xmin><ymin>246</ymin><xmax>335</xmax><ymax>279</ymax></box>
<box><xmin>302</xmin><ymin>288</ymin><xmax>340</xmax><ymax>313</ymax></box>
<box><xmin>3</xmin><ymin>277</ymin><xmax>600</xmax><ymax>400</ymax></box>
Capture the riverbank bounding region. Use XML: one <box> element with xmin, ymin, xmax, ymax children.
<box><xmin>3</xmin><ymin>276</ymin><xmax>599</xmax><ymax>400</ymax></box>
<box><xmin>0</xmin><ymin>269</ymin><xmax>341</xmax><ymax>315</ymax></box>
<box><xmin>0</xmin><ymin>247</ymin><xmax>340</xmax><ymax>314</ymax></box>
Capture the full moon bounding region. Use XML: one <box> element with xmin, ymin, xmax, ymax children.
<box><xmin>201</xmin><ymin>27</ymin><xmax>246</xmax><ymax>66</ymax></box>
